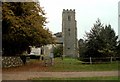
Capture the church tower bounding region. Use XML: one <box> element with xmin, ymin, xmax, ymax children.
<box><xmin>62</xmin><ymin>9</ymin><xmax>78</xmax><ymax>58</ymax></box>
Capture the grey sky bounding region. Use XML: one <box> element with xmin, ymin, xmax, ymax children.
<box><xmin>39</xmin><ymin>0</ymin><xmax>119</xmax><ymax>39</ymax></box>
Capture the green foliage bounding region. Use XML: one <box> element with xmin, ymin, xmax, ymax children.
<box><xmin>98</xmin><ymin>24</ymin><xmax>118</xmax><ymax>57</ymax></box>
<box><xmin>79</xmin><ymin>19</ymin><xmax>118</xmax><ymax>62</ymax></box>
<box><xmin>78</xmin><ymin>39</ymin><xmax>86</xmax><ymax>58</ymax></box>
<box><xmin>2</xmin><ymin>2</ymin><xmax>54</xmax><ymax>56</ymax></box>
<box><xmin>53</xmin><ymin>44</ymin><xmax>63</xmax><ymax>57</ymax></box>
<box><xmin>116</xmin><ymin>40</ymin><xmax>120</xmax><ymax>57</ymax></box>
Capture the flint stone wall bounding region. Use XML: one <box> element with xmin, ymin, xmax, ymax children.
<box><xmin>2</xmin><ymin>56</ymin><xmax>23</xmax><ymax>68</ymax></box>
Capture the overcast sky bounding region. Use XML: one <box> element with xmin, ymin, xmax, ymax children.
<box><xmin>39</xmin><ymin>0</ymin><xmax>120</xmax><ymax>39</ymax></box>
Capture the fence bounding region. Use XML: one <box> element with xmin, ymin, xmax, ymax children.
<box><xmin>79</xmin><ymin>57</ymin><xmax>120</xmax><ymax>64</ymax></box>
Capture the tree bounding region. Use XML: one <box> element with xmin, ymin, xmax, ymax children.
<box><xmin>53</xmin><ymin>44</ymin><xmax>63</xmax><ymax>58</ymax></box>
<box><xmin>115</xmin><ymin>40</ymin><xmax>120</xmax><ymax>57</ymax></box>
<box><xmin>98</xmin><ymin>25</ymin><xmax>118</xmax><ymax>57</ymax></box>
<box><xmin>85</xmin><ymin>19</ymin><xmax>103</xmax><ymax>58</ymax></box>
<box><xmin>80</xmin><ymin>19</ymin><xmax>118</xmax><ymax>62</ymax></box>
<box><xmin>2</xmin><ymin>2</ymin><xmax>54</xmax><ymax>56</ymax></box>
<box><xmin>78</xmin><ymin>39</ymin><xmax>86</xmax><ymax>57</ymax></box>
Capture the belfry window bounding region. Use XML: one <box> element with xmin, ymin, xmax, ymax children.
<box><xmin>68</xmin><ymin>28</ymin><xmax>70</xmax><ymax>31</ymax></box>
<box><xmin>68</xmin><ymin>28</ymin><xmax>70</xmax><ymax>36</ymax></box>
<box><xmin>68</xmin><ymin>15</ymin><xmax>71</xmax><ymax>21</ymax></box>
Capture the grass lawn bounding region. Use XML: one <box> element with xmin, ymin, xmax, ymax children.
<box><xmin>32</xmin><ymin>76</ymin><xmax>119</xmax><ymax>80</ymax></box>
<box><xmin>3</xmin><ymin>57</ymin><xmax>119</xmax><ymax>72</ymax></box>
<box><xmin>46</xmin><ymin>57</ymin><xmax>119</xmax><ymax>72</ymax></box>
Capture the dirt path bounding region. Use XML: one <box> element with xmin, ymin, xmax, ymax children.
<box><xmin>2</xmin><ymin>71</ymin><xmax>118</xmax><ymax>80</ymax></box>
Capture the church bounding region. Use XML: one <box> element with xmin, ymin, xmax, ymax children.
<box><xmin>29</xmin><ymin>9</ymin><xmax>79</xmax><ymax>58</ymax></box>
<box><xmin>54</xmin><ymin>9</ymin><xmax>79</xmax><ymax>58</ymax></box>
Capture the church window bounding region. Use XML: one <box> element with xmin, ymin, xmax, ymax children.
<box><xmin>68</xmin><ymin>15</ymin><xmax>71</xmax><ymax>21</ymax></box>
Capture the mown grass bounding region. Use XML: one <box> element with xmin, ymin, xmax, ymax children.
<box><xmin>46</xmin><ymin>57</ymin><xmax>119</xmax><ymax>72</ymax></box>
<box><xmin>32</xmin><ymin>76</ymin><xmax>119</xmax><ymax>80</ymax></box>
<box><xmin>29</xmin><ymin>58</ymin><xmax>119</xmax><ymax>81</ymax></box>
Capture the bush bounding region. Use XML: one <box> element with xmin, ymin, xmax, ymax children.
<box><xmin>53</xmin><ymin>44</ymin><xmax>63</xmax><ymax>58</ymax></box>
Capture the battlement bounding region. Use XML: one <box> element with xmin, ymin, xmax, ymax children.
<box><xmin>63</xmin><ymin>9</ymin><xmax>75</xmax><ymax>13</ymax></box>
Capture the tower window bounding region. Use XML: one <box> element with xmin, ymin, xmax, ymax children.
<box><xmin>68</xmin><ymin>28</ymin><xmax>70</xmax><ymax>36</ymax></box>
<box><xmin>68</xmin><ymin>28</ymin><xmax>70</xmax><ymax>31</ymax></box>
<box><xmin>68</xmin><ymin>15</ymin><xmax>71</xmax><ymax>21</ymax></box>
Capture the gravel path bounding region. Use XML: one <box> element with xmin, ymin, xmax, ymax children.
<box><xmin>2</xmin><ymin>71</ymin><xmax>118</xmax><ymax>80</ymax></box>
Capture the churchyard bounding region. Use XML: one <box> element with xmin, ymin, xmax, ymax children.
<box><xmin>49</xmin><ymin>58</ymin><xmax>119</xmax><ymax>72</ymax></box>
<box><xmin>2</xmin><ymin>57</ymin><xmax>119</xmax><ymax>80</ymax></box>
<box><xmin>2</xmin><ymin>2</ymin><xmax>120</xmax><ymax>81</ymax></box>
<box><xmin>2</xmin><ymin>57</ymin><xmax>119</xmax><ymax>72</ymax></box>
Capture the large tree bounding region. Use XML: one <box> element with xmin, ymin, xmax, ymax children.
<box><xmin>79</xmin><ymin>19</ymin><xmax>118</xmax><ymax>62</ymax></box>
<box><xmin>98</xmin><ymin>25</ymin><xmax>118</xmax><ymax>57</ymax></box>
<box><xmin>84</xmin><ymin>19</ymin><xmax>103</xmax><ymax>58</ymax></box>
<box><xmin>2</xmin><ymin>2</ymin><xmax>54</xmax><ymax>56</ymax></box>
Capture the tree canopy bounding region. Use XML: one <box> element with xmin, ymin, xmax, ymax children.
<box><xmin>79</xmin><ymin>19</ymin><xmax>119</xmax><ymax>61</ymax></box>
<box><xmin>2</xmin><ymin>2</ymin><xmax>54</xmax><ymax>56</ymax></box>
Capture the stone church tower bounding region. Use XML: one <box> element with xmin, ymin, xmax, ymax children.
<box><xmin>62</xmin><ymin>9</ymin><xmax>78</xmax><ymax>58</ymax></box>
